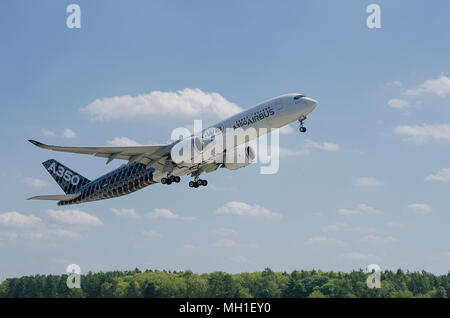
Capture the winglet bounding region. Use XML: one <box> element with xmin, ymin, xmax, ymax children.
<box><xmin>28</xmin><ymin>140</ymin><xmax>47</xmax><ymax>149</ymax></box>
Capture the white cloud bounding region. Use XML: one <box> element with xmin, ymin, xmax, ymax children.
<box><xmin>320</xmin><ymin>142</ymin><xmax>341</xmax><ymax>152</ymax></box>
<box><xmin>42</xmin><ymin>129</ymin><xmax>56</xmax><ymax>137</ymax></box>
<box><xmin>0</xmin><ymin>212</ymin><xmax>42</xmax><ymax>227</ymax></box>
<box><xmin>386</xmin><ymin>80</ymin><xmax>403</xmax><ymax>88</ymax></box>
<box><xmin>360</xmin><ymin>235</ymin><xmax>398</xmax><ymax>244</ymax></box>
<box><xmin>279</xmin><ymin>146</ymin><xmax>311</xmax><ymax>157</ymax></box>
<box><xmin>208</xmin><ymin>185</ymin><xmax>237</xmax><ymax>192</ymax></box>
<box><xmin>80</xmin><ymin>88</ymin><xmax>243</xmax><ymax>122</ymax></box>
<box><xmin>146</xmin><ymin>208</ymin><xmax>195</xmax><ymax>221</ymax></box>
<box><xmin>0</xmin><ymin>232</ymin><xmax>18</xmax><ymax>240</ymax></box>
<box><xmin>407</xmin><ymin>203</ymin><xmax>432</xmax><ymax>215</ymax></box>
<box><xmin>405</xmin><ymin>74</ymin><xmax>450</xmax><ymax>98</ymax></box>
<box><xmin>350</xmin><ymin>226</ymin><xmax>378</xmax><ymax>233</ymax></box>
<box><xmin>321</xmin><ymin>222</ymin><xmax>376</xmax><ymax>233</ymax></box>
<box><xmin>388</xmin><ymin>98</ymin><xmax>410</xmax><ymax>109</ymax></box>
<box><xmin>353</xmin><ymin>177</ymin><xmax>382</xmax><ymax>187</ymax></box>
<box><xmin>62</xmin><ymin>128</ymin><xmax>76</xmax><ymax>139</ymax></box>
<box><xmin>338</xmin><ymin>204</ymin><xmax>382</xmax><ymax>216</ymax></box>
<box><xmin>23</xmin><ymin>177</ymin><xmax>48</xmax><ymax>190</ymax></box>
<box><xmin>106</xmin><ymin>137</ymin><xmax>142</xmax><ymax>147</ymax></box>
<box><xmin>1</xmin><ymin>228</ymin><xmax>80</xmax><ymax>240</ymax></box>
<box><xmin>321</xmin><ymin>222</ymin><xmax>349</xmax><ymax>232</ymax></box>
<box><xmin>426</xmin><ymin>168</ymin><xmax>450</xmax><ymax>182</ymax></box>
<box><xmin>215</xmin><ymin>201</ymin><xmax>282</xmax><ymax>220</ymax></box>
<box><xmin>111</xmin><ymin>207</ymin><xmax>194</xmax><ymax>220</ymax></box>
<box><xmin>305</xmin><ymin>236</ymin><xmax>345</xmax><ymax>247</ymax></box>
<box><xmin>46</xmin><ymin>209</ymin><xmax>103</xmax><ymax>226</ymax></box>
<box><xmin>387</xmin><ymin>222</ymin><xmax>406</xmax><ymax>229</ymax></box>
<box><xmin>142</xmin><ymin>230</ymin><xmax>162</xmax><ymax>238</ymax></box>
<box><xmin>22</xmin><ymin>229</ymin><xmax>80</xmax><ymax>239</ymax></box>
<box><xmin>395</xmin><ymin>124</ymin><xmax>450</xmax><ymax>144</ymax></box>
<box><xmin>111</xmin><ymin>208</ymin><xmax>140</xmax><ymax>218</ymax></box>
<box><xmin>340</xmin><ymin>252</ymin><xmax>380</xmax><ymax>262</ymax></box>
<box><xmin>230</xmin><ymin>255</ymin><xmax>251</xmax><ymax>264</ymax></box>
<box><xmin>213</xmin><ymin>239</ymin><xmax>257</xmax><ymax>249</ymax></box>
<box><xmin>280</xmin><ymin>140</ymin><xmax>340</xmax><ymax>157</ymax></box>
<box><xmin>212</xmin><ymin>228</ymin><xmax>239</xmax><ymax>237</ymax></box>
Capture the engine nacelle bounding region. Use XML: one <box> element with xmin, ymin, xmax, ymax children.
<box><xmin>223</xmin><ymin>146</ymin><xmax>255</xmax><ymax>170</ymax></box>
<box><xmin>170</xmin><ymin>136</ymin><xmax>203</xmax><ymax>165</ymax></box>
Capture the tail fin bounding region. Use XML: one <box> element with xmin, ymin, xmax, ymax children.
<box><xmin>42</xmin><ymin>159</ymin><xmax>91</xmax><ymax>194</ymax></box>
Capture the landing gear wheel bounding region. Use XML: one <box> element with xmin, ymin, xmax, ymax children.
<box><xmin>174</xmin><ymin>176</ymin><xmax>181</xmax><ymax>183</ymax></box>
<box><xmin>166</xmin><ymin>180</ymin><xmax>172</xmax><ymax>185</ymax></box>
<box><xmin>169</xmin><ymin>176</ymin><xmax>175</xmax><ymax>182</ymax></box>
<box><xmin>189</xmin><ymin>176</ymin><xmax>207</xmax><ymax>188</ymax></box>
<box><xmin>161</xmin><ymin>178</ymin><xmax>167</xmax><ymax>184</ymax></box>
<box><xmin>298</xmin><ymin>116</ymin><xmax>307</xmax><ymax>133</ymax></box>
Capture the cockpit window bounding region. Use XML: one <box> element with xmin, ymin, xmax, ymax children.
<box><xmin>293</xmin><ymin>95</ymin><xmax>305</xmax><ymax>100</ymax></box>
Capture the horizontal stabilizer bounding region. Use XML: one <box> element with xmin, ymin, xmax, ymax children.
<box><xmin>27</xmin><ymin>193</ymin><xmax>81</xmax><ymax>201</ymax></box>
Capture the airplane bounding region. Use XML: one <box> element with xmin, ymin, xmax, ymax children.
<box><xmin>28</xmin><ymin>93</ymin><xmax>318</xmax><ymax>206</ymax></box>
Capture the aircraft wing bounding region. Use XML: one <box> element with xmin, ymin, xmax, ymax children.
<box><xmin>28</xmin><ymin>140</ymin><xmax>171</xmax><ymax>168</ymax></box>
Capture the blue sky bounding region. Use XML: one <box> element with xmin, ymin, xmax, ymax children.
<box><xmin>1</xmin><ymin>0</ymin><xmax>450</xmax><ymax>281</ymax></box>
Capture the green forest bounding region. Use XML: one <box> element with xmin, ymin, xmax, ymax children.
<box><xmin>0</xmin><ymin>268</ymin><xmax>449</xmax><ymax>298</ymax></box>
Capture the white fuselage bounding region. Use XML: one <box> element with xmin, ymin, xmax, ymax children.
<box><xmin>157</xmin><ymin>94</ymin><xmax>318</xmax><ymax>181</ymax></box>
<box><xmin>203</xmin><ymin>93</ymin><xmax>318</xmax><ymax>149</ymax></box>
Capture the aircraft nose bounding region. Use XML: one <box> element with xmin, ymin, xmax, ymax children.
<box><xmin>302</xmin><ymin>97</ymin><xmax>318</xmax><ymax>113</ymax></box>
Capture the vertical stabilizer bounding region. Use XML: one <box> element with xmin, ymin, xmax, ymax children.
<box><xmin>42</xmin><ymin>159</ymin><xmax>91</xmax><ymax>194</ymax></box>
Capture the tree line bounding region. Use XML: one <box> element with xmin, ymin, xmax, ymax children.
<box><xmin>0</xmin><ymin>268</ymin><xmax>448</xmax><ymax>298</ymax></box>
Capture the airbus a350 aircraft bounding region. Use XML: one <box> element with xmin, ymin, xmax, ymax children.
<box><xmin>28</xmin><ymin>93</ymin><xmax>318</xmax><ymax>206</ymax></box>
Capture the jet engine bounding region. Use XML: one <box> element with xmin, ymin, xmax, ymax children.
<box><xmin>170</xmin><ymin>136</ymin><xmax>203</xmax><ymax>165</ymax></box>
<box><xmin>222</xmin><ymin>146</ymin><xmax>256</xmax><ymax>170</ymax></box>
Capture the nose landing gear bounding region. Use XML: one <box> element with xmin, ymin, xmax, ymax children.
<box><xmin>298</xmin><ymin>116</ymin><xmax>307</xmax><ymax>133</ymax></box>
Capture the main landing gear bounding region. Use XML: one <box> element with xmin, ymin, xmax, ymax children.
<box><xmin>188</xmin><ymin>178</ymin><xmax>208</xmax><ymax>188</ymax></box>
<box><xmin>298</xmin><ymin>115</ymin><xmax>307</xmax><ymax>133</ymax></box>
<box><xmin>161</xmin><ymin>175</ymin><xmax>181</xmax><ymax>185</ymax></box>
